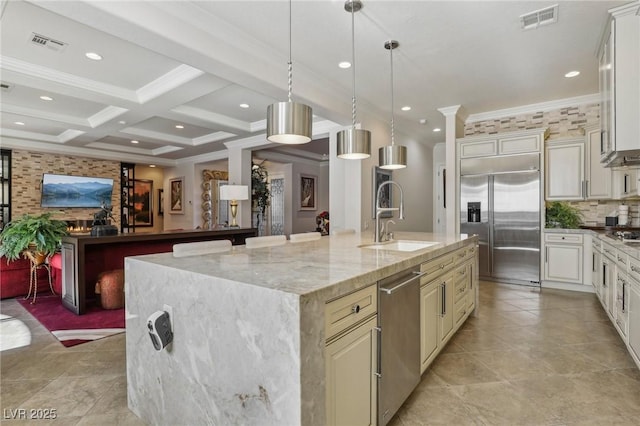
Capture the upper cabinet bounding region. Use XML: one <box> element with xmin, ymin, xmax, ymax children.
<box><xmin>545</xmin><ymin>129</ymin><xmax>614</xmax><ymax>201</ymax></box>
<box><xmin>457</xmin><ymin>128</ymin><xmax>546</xmax><ymax>159</ymax></box>
<box><xmin>599</xmin><ymin>2</ymin><xmax>640</xmax><ymax>167</ymax></box>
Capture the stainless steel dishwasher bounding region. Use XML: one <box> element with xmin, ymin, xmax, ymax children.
<box><xmin>377</xmin><ymin>266</ymin><xmax>425</xmax><ymax>425</ymax></box>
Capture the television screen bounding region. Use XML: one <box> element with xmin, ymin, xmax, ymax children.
<box><xmin>41</xmin><ymin>174</ymin><xmax>114</xmax><ymax>208</ymax></box>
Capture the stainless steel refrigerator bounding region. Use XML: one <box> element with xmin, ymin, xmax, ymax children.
<box><xmin>460</xmin><ymin>153</ymin><xmax>541</xmax><ymax>285</ymax></box>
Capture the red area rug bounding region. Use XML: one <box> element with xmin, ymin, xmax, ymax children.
<box><xmin>17</xmin><ymin>294</ymin><xmax>125</xmax><ymax>347</ymax></box>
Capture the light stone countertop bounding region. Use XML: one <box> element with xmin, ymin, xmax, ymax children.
<box><xmin>126</xmin><ymin>231</ymin><xmax>477</xmax><ymax>301</ymax></box>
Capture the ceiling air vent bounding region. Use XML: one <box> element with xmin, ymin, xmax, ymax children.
<box><xmin>29</xmin><ymin>33</ymin><xmax>67</xmax><ymax>52</ymax></box>
<box><xmin>520</xmin><ymin>4</ymin><xmax>559</xmax><ymax>30</ymax></box>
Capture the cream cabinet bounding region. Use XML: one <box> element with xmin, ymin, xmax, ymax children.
<box><xmin>325</xmin><ymin>285</ymin><xmax>377</xmax><ymax>426</ymax></box>
<box><xmin>585</xmin><ymin>127</ymin><xmax>612</xmax><ymax>199</ymax></box>
<box><xmin>627</xmin><ymin>255</ymin><xmax>640</xmax><ymax>365</ymax></box>
<box><xmin>545</xmin><ymin>140</ymin><xmax>585</xmax><ymax>200</ymax></box>
<box><xmin>599</xmin><ymin>2</ymin><xmax>640</xmax><ymax>166</ymax></box>
<box><xmin>543</xmin><ymin>233</ymin><xmax>584</xmax><ymax>284</ymax></box>
<box><xmin>457</xmin><ymin>129</ymin><xmax>546</xmax><ymax>159</ymax></box>
<box><xmin>419</xmin><ymin>242</ymin><xmax>477</xmax><ymax>374</ymax></box>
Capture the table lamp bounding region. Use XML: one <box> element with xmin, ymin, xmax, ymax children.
<box><xmin>219</xmin><ymin>185</ymin><xmax>249</xmax><ymax>227</ymax></box>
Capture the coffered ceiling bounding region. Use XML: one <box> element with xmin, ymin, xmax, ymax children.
<box><xmin>0</xmin><ymin>1</ymin><xmax>626</xmax><ymax>166</ymax></box>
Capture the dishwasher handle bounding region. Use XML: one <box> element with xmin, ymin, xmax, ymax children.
<box><xmin>379</xmin><ymin>271</ymin><xmax>426</xmax><ymax>295</ymax></box>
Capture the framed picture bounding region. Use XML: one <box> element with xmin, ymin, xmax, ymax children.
<box><xmin>169</xmin><ymin>177</ymin><xmax>184</xmax><ymax>214</ymax></box>
<box><xmin>372</xmin><ymin>167</ymin><xmax>393</xmax><ymax>219</ymax></box>
<box><xmin>158</xmin><ymin>188</ymin><xmax>164</xmax><ymax>216</ymax></box>
<box><xmin>299</xmin><ymin>174</ymin><xmax>317</xmax><ymax>211</ymax></box>
<box><xmin>133</xmin><ymin>179</ymin><xmax>153</xmax><ymax>227</ymax></box>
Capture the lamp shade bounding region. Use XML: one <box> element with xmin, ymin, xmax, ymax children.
<box><xmin>219</xmin><ymin>185</ymin><xmax>249</xmax><ymax>201</ymax></box>
<box><xmin>266</xmin><ymin>101</ymin><xmax>312</xmax><ymax>144</ymax></box>
<box><xmin>337</xmin><ymin>128</ymin><xmax>371</xmax><ymax>159</ymax></box>
<box><xmin>379</xmin><ymin>145</ymin><xmax>407</xmax><ymax>169</ymax></box>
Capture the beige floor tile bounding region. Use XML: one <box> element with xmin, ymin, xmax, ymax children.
<box><xmin>470</xmin><ymin>349</ymin><xmax>555</xmax><ymax>381</ymax></box>
<box><xmin>429</xmin><ymin>352</ymin><xmax>502</xmax><ymax>386</ymax></box>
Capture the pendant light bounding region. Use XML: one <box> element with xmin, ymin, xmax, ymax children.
<box><xmin>337</xmin><ymin>0</ymin><xmax>371</xmax><ymax>159</ymax></box>
<box><xmin>266</xmin><ymin>0</ymin><xmax>313</xmax><ymax>144</ymax></box>
<box><xmin>379</xmin><ymin>40</ymin><xmax>407</xmax><ymax>169</ymax></box>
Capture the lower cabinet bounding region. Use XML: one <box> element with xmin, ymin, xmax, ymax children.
<box><xmin>629</xmin><ymin>278</ymin><xmax>640</xmax><ymax>363</ymax></box>
<box><xmin>543</xmin><ymin>233</ymin><xmax>583</xmax><ymax>284</ymax></box>
<box><xmin>420</xmin><ymin>243</ymin><xmax>477</xmax><ymax>374</ymax></box>
<box><xmin>325</xmin><ymin>315</ymin><xmax>378</xmax><ymax>426</ymax></box>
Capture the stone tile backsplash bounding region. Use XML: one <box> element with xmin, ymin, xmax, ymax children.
<box><xmin>567</xmin><ymin>200</ymin><xmax>640</xmax><ymax>227</ymax></box>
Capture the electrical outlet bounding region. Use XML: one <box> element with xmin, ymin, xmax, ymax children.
<box><xmin>163</xmin><ymin>304</ymin><xmax>174</xmax><ymax>332</ymax></box>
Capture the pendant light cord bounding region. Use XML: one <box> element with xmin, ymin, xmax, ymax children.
<box><xmin>288</xmin><ymin>0</ymin><xmax>293</xmax><ymax>103</ymax></box>
<box><xmin>389</xmin><ymin>43</ymin><xmax>395</xmax><ymax>146</ymax></box>
<box><xmin>351</xmin><ymin>4</ymin><xmax>356</xmax><ymax>129</ymax></box>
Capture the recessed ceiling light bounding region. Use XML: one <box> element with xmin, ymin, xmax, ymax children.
<box><xmin>239</xmin><ymin>103</ymin><xmax>250</xmax><ymax>109</ymax></box>
<box><xmin>131</xmin><ymin>140</ymin><xmax>139</xmax><ymax>144</ymax></box>
<box><xmin>14</xmin><ymin>121</ymin><xmax>25</xmax><ymax>126</ymax></box>
<box><xmin>149</xmin><ymin>164</ymin><xmax>156</xmax><ymax>168</ymax></box>
<box><xmin>564</xmin><ymin>70</ymin><xmax>580</xmax><ymax>78</ymax></box>
<box><xmin>338</xmin><ymin>61</ymin><xmax>351</xmax><ymax>69</ymax></box>
<box><xmin>175</xmin><ymin>124</ymin><xmax>184</xmax><ymax>129</ymax></box>
<box><xmin>433</xmin><ymin>128</ymin><xmax>441</xmax><ymax>132</ymax></box>
<box><xmin>85</xmin><ymin>52</ymin><xmax>103</xmax><ymax>61</ymax></box>
<box><xmin>118</xmin><ymin>121</ymin><xmax>126</xmax><ymax>124</ymax></box>
<box><xmin>39</xmin><ymin>95</ymin><xmax>53</xmax><ymax>101</ymax></box>
<box><xmin>401</xmin><ymin>106</ymin><xmax>411</xmax><ymax>111</ymax></box>
<box><xmin>419</xmin><ymin>119</ymin><xmax>427</xmax><ymax>124</ymax></box>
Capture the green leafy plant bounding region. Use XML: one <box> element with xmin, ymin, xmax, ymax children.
<box><xmin>0</xmin><ymin>212</ymin><xmax>69</xmax><ymax>261</ymax></box>
<box><xmin>545</xmin><ymin>201</ymin><xmax>583</xmax><ymax>229</ymax></box>
<box><xmin>251</xmin><ymin>162</ymin><xmax>270</xmax><ymax>218</ymax></box>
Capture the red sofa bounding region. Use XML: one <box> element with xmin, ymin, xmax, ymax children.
<box><xmin>1</xmin><ymin>254</ymin><xmax>62</xmax><ymax>300</ymax></box>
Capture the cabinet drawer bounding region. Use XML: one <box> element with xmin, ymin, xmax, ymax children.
<box><xmin>592</xmin><ymin>239</ymin><xmax>601</xmax><ymax>253</ymax></box>
<box><xmin>455</xmin><ymin>298</ymin><xmax>469</xmax><ymax>325</ymax></box>
<box><xmin>420</xmin><ymin>253</ymin><xmax>455</xmax><ymax>285</ymax></box>
<box><xmin>325</xmin><ymin>284</ymin><xmax>377</xmax><ymax>340</ymax></box>
<box><xmin>544</xmin><ymin>233</ymin><xmax>583</xmax><ymax>244</ymax></box>
<box><xmin>460</xmin><ymin>140</ymin><xmax>497</xmax><ymax>158</ymax></box>
<box><xmin>602</xmin><ymin>242</ymin><xmax>617</xmax><ymax>261</ymax></box>
<box><xmin>464</xmin><ymin>244</ymin><xmax>477</xmax><ymax>262</ymax></box>
<box><xmin>616</xmin><ymin>252</ymin><xmax>628</xmax><ymax>270</ymax></box>
<box><xmin>498</xmin><ymin>135</ymin><xmax>540</xmax><ymax>155</ymax></box>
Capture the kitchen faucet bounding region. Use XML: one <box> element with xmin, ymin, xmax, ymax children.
<box><xmin>375</xmin><ymin>180</ymin><xmax>404</xmax><ymax>243</ymax></box>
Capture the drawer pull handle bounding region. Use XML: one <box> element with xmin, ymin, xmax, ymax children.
<box><xmin>351</xmin><ymin>304</ymin><xmax>361</xmax><ymax>314</ymax></box>
<box><xmin>631</xmin><ymin>265</ymin><xmax>640</xmax><ymax>273</ymax></box>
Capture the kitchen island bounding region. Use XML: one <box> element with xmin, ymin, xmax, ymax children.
<box><xmin>124</xmin><ymin>231</ymin><xmax>478</xmax><ymax>425</ymax></box>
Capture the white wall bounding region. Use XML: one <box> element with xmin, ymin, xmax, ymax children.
<box><xmin>358</xmin><ymin>118</ymin><xmax>435</xmax><ymax>233</ymax></box>
<box><xmin>163</xmin><ymin>163</ymin><xmax>196</xmax><ymax>231</ymax></box>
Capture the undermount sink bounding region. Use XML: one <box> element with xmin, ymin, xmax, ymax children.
<box><xmin>359</xmin><ymin>240</ymin><xmax>440</xmax><ymax>252</ymax></box>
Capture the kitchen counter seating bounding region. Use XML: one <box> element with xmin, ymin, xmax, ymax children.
<box><xmin>60</xmin><ymin>228</ymin><xmax>256</xmax><ymax>314</ymax></box>
<box><xmin>124</xmin><ymin>231</ymin><xmax>478</xmax><ymax>425</ymax></box>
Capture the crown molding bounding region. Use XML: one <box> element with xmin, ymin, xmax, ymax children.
<box><xmin>176</xmin><ymin>148</ymin><xmax>230</xmax><ymax>165</ymax></box>
<box><xmin>1</xmin><ymin>104</ymin><xmax>89</xmax><ymax>127</ymax></box>
<box><xmin>466</xmin><ymin>94</ymin><xmax>600</xmax><ymax>123</ymax></box>
<box><xmin>1</xmin><ymin>127</ymin><xmax>84</xmax><ymax>143</ymax></box>
<box><xmin>192</xmin><ymin>131</ymin><xmax>236</xmax><ymax>146</ymax></box>
<box><xmin>0</xmin><ymin>55</ymin><xmax>136</xmax><ymax>102</ymax></box>
<box><xmin>224</xmin><ymin>135</ymin><xmax>272</xmax><ymax>151</ymax></box>
<box><xmin>137</xmin><ymin>64</ymin><xmax>204</xmax><ymax>104</ymax></box>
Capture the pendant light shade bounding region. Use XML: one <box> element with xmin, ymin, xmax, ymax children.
<box><xmin>266</xmin><ymin>0</ymin><xmax>313</xmax><ymax>144</ymax></box>
<box><xmin>379</xmin><ymin>40</ymin><xmax>407</xmax><ymax>170</ymax></box>
<box><xmin>337</xmin><ymin>0</ymin><xmax>371</xmax><ymax>159</ymax></box>
<box><xmin>337</xmin><ymin>128</ymin><xmax>371</xmax><ymax>159</ymax></box>
<box><xmin>267</xmin><ymin>101</ymin><xmax>312</xmax><ymax>144</ymax></box>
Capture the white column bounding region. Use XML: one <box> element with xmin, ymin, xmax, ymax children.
<box><xmin>437</xmin><ymin>105</ymin><xmax>467</xmax><ymax>238</ymax></box>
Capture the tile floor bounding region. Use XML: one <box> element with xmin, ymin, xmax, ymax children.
<box><xmin>1</xmin><ymin>281</ymin><xmax>639</xmax><ymax>425</ymax></box>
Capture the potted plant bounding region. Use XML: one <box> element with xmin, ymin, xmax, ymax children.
<box><xmin>0</xmin><ymin>212</ymin><xmax>69</xmax><ymax>263</ymax></box>
<box><xmin>545</xmin><ymin>201</ymin><xmax>583</xmax><ymax>229</ymax></box>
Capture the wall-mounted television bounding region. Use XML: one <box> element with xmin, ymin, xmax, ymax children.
<box><xmin>41</xmin><ymin>173</ymin><xmax>114</xmax><ymax>208</ymax></box>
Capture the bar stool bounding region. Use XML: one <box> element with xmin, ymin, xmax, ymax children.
<box><xmin>245</xmin><ymin>235</ymin><xmax>286</xmax><ymax>248</ymax></box>
<box><xmin>22</xmin><ymin>250</ymin><xmax>55</xmax><ymax>305</ymax></box>
<box><xmin>173</xmin><ymin>240</ymin><xmax>232</xmax><ymax>257</ymax></box>
<box><xmin>289</xmin><ymin>232</ymin><xmax>322</xmax><ymax>242</ymax></box>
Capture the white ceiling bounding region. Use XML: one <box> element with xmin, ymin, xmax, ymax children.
<box><xmin>0</xmin><ymin>0</ymin><xmax>626</xmax><ymax>166</ymax></box>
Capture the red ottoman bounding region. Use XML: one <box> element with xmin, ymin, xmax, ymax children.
<box><xmin>49</xmin><ymin>253</ymin><xmax>62</xmax><ymax>295</ymax></box>
<box><xmin>95</xmin><ymin>269</ymin><xmax>125</xmax><ymax>310</ymax></box>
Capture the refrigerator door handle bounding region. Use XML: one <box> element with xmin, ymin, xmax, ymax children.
<box><xmin>545</xmin><ymin>246</ymin><xmax>548</xmax><ymax>263</ymax></box>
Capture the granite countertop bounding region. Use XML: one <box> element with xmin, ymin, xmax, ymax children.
<box><xmin>126</xmin><ymin>231</ymin><xmax>476</xmax><ymax>298</ymax></box>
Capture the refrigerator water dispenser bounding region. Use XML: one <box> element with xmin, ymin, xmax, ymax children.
<box><xmin>468</xmin><ymin>202</ymin><xmax>481</xmax><ymax>222</ymax></box>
